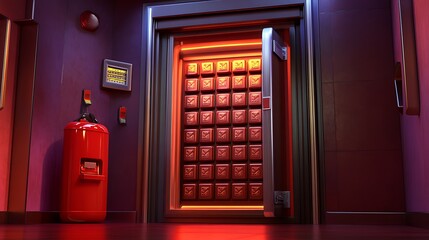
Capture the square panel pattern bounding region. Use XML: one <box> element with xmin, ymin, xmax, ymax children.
<box><xmin>181</xmin><ymin>58</ymin><xmax>263</xmax><ymax>203</ymax></box>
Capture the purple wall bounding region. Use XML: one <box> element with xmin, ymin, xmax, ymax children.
<box><xmin>107</xmin><ymin>0</ymin><xmax>142</xmax><ymax>212</ymax></box>
<box><xmin>319</xmin><ymin>0</ymin><xmax>405</xmax><ymax>221</ymax></box>
<box><xmin>0</xmin><ymin>1</ymin><xmax>26</xmax><ymax>211</ymax></box>
<box><xmin>27</xmin><ymin>0</ymin><xmax>142</xmax><ymax>212</ymax></box>
<box><xmin>393</xmin><ymin>0</ymin><xmax>429</xmax><ymax>213</ymax></box>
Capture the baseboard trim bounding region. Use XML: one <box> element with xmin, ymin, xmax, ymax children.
<box><xmin>324</xmin><ymin>212</ymin><xmax>406</xmax><ymax>225</ymax></box>
<box><xmin>407</xmin><ymin>212</ymin><xmax>429</xmax><ymax>229</ymax></box>
<box><xmin>26</xmin><ymin>211</ymin><xmax>60</xmax><ymax>224</ymax></box>
<box><xmin>0</xmin><ymin>212</ymin><xmax>6</xmax><ymax>224</ymax></box>
<box><xmin>6</xmin><ymin>212</ymin><xmax>27</xmax><ymax>224</ymax></box>
<box><xmin>106</xmin><ymin>211</ymin><xmax>137</xmax><ymax>223</ymax></box>
<box><xmin>1</xmin><ymin>211</ymin><xmax>137</xmax><ymax>224</ymax></box>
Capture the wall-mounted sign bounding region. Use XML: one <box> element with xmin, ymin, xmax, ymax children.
<box><xmin>102</xmin><ymin>59</ymin><xmax>132</xmax><ymax>91</ymax></box>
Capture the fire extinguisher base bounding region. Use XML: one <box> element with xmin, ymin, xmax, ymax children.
<box><xmin>60</xmin><ymin>211</ymin><xmax>107</xmax><ymax>223</ymax></box>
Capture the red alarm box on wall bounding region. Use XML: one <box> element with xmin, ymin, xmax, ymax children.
<box><xmin>60</xmin><ymin>117</ymin><xmax>109</xmax><ymax>222</ymax></box>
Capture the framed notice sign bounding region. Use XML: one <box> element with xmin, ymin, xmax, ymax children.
<box><xmin>102</xmin><ymin>59</ymin><xmax>132</xmax><ymax>91</ymax></box>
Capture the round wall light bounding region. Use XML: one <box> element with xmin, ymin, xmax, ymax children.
<box><xmin>80</xmin><ymin>10</ymin><xmax>99</xmax><ymax>32</ymax></box>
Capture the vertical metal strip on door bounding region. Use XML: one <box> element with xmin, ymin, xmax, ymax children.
<box><xmin>262</xmin><ymin>27</ymin><xmax>287</xmax><ymax>217</ymax></box>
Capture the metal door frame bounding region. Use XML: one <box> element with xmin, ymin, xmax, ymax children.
<box><xmin>138</xmin><ymin>0</ymin><xmax>317</xmax><ymax>224</ymax></box>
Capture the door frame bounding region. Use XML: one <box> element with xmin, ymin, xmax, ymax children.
<box><xmin>138</xmin><ymin>0</ymin><xmax>317</xmax><ymax>224</ymax></box>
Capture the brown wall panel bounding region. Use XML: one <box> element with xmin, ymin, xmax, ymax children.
<box><xmin>0</xmin><ymin>0</ymin><xmax>27</xmax><ymax>212</ymax></box>
<box><xmin>317</xmin><ymin>0</ymin><xmax>405</xmax><ymax>223</ymax></box>
<box><xmin>7</xmin><ymin>21</ymin><xmax>38</xmax><ymax>223</ymax></box>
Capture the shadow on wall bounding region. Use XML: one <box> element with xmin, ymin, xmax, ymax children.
<box><xmin>41</xmin><ymin>140</ymin><xmax>62</xmax><ymax>211</ymax></box>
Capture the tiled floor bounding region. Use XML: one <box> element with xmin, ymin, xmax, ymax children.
<box><xmin>1</xmin><ymin>224</ymin><xmax>429</xmax><ymax>240</ymax></box>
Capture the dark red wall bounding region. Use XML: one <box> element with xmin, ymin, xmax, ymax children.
<box><xmin>318</xmin><ymin>0</ymin><xmax>405</xmax><ymax>223</ymax></box>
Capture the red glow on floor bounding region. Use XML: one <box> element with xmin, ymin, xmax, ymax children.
<box><xmin>1</xmin><ymin>223</ymin><xmax>429</xmax><ymax>240</ymax></box>
<box><xmin>171</xmin><ymin>225</ymin><xmax>269</xmax><ymax>240</ymax></box>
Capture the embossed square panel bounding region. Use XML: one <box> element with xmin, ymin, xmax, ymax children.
<box><xmin>183</xmin><ymin>165</ymin><xmax>197</xmax><ymax>180</ymax></box>
<box><xmin>184</xmin><ymin>95</ymin><xmax>198</xmax><ymax>109</ymax></box>
<box><xmin>216</xmin><ymin>145</ymin><xmax>230</xmax><ymax>161</ymax></box>
<box><xmin>248</xmin><ymin>75</ymin><xmax>262</xmax><ymax>89</ymax></box>
<box><xmin>200</xmin><ymin>111</ymin><xmax>214</xmax><ymax>126</ymax></box>
<box><xmin>200</xmin><ymin>128</ymin><xmax>214</xmax><ymax>143</ymax></box>
<box><xmin>199</xmin><ymin>164</ymin><xmax>214</xmax><ymax>180</ymax></box>
<box><xmin>185</xmin><ymin>63</ymin><xmax>199</xmax><ymax>76</ymax></box>
<box><xmin>232</xmin><ymin>183</ymin><xmax>247</xmax><ymax>200</ymax></box>
<box><xmin>185</xmin><ymin>78</ymin><xmax>199</xmax><ymax>92</ymax></box>
<box><xmin>199</xmin><ymin>184</ymin><xmax>213</xmax><ymax>200</ymax></box>
<box><xmin>216</xmin><ymin>76</ymin><xmax>231</xmax><ymax>91</ymax></box>
<box><xmin>232</xmin><ymin>145</ymin><xmax>247</xmax><ymax>161</ymax></box>
<box><xmin>232</xmin><ymin>164</ymin><xmax>247</xmax><ymax>180</ymax></box>
<box><xmin>248</xmin><ymin>127</ymin><xmax>262</xmax><ymax>142</ymax></box>
<box><xmin>184</xmin><ymin>129</ymin><xmax>198</xmax><ymax>144</ymax></box>
<box><xmin>232</xmin><ymin>110</ymin><xmax>247</xmax><ymax>125</ymax></box>
<box><xmin>216</xmin><ymin>61</ymin><xmax>230</xmax><ymax>74</ymax></box>
<box><xmin>200</xmin><ymin>77</ymin><xmax>214</xmax><ymax>92</ymax></box>
<box><xmin>201</xmin><ymin>62</ymin><xmax>214</xmax><ymax>75</ymax></box>
<box><xmin>232</xmin><ymin>60</ymin><xmax>246</xmax><ymax>73</ymax></box>
<box><xmin>216</xmin><ymin>110</ymin><xmax>231</xmax><ymax>125</ymax></box>
<box><xmin>182</xmin><ymin>184</ymin><xmax>197</xmax><ymax>200</ymax></box>
<box><xmin>232</xmin><ymin>76</ymin><xmax>247</xmax><ymax>90</ymax></box>
<box><xmin>215</xmin><ymin>183</ymin><xmax>230</xmax><ymax>200</ymax></box>
<box><xmin>232</xmin><ymin>127</ymin><xmax>247</xmax><ymax>142</ymax></box>
<box><xmin>249</xmin><ymin>163</ymin><xmax>263</xmax><ymax>179</ymax></box>
<box><xmin>249</xmin><ymin>145</ymin><xmax>263</xmax><ymax>160</ymax></box>
<box><xmin>200</xmin><ymin>94</ymin><xmax>214</xmax><ymax>109</ymax></box>
<box><xmin>199</xmin><ymin>146</ymin><xmax>213</xmax><ymax>161</ymax></box>
<box><xmin>216</xmin><ymin>93</ymin><xmax>231</xmax><ymax>108</ymax></box>
<box><xmin>184</xmin><ymin>112</ymin><xmax>199</xmax><ymax>126</ymax></box>
<box><xmin>215</xmin><ymin>164</ymin><xmax>230</xmax><ymax>179</ymax></box>
<box><xmin>248</xmin><ymin>92</ymin><xmax>262</xmax><ymax>106</ymax></box>
<box><xmin>216</xmin><ymin>128</ymin><xmax>230</xmax><ymax>143</ymax></box>
<box><xmin>248</xmin><ymin>58</ymin><xmax>262</xmax><ymax>72</ymax></box>
<box><xmin>184</xmin><ymin>146</ymin><xmax>198</xmax><ymax>161</ymax></box>
<box><xmin>248</xmin><ymin>109</ymin><xmax>262</xmax><ymax>124</ymax></box>
<box><xmin>232</xmin><ymin>92</ymin><xmax>246</xmax><ymax>107</ymax></box>
<box><xmin>249</xmin><ymin>183</ymin><xmax>263</xmax><ymax>200</ymax></box>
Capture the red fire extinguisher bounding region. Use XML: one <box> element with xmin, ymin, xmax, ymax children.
<box><xmin>60</xmin><ymin>113</ymin><xmax>109</xmax><ymax>222</ymax></box>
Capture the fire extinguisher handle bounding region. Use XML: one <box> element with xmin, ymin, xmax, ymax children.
<box><xmin>87</xmin><ymin>113</ymin><xmax>98</xmax><ymax>123</ymax></box>
<box><xmin>80</xmin><ymin>173</ymin><xmax>105</xmax><ymax>181</ymax></box>
<box><xmin>75</xmin><ymin>113</ymin><xmax>99</xmax><ymax>123</ymax></box>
